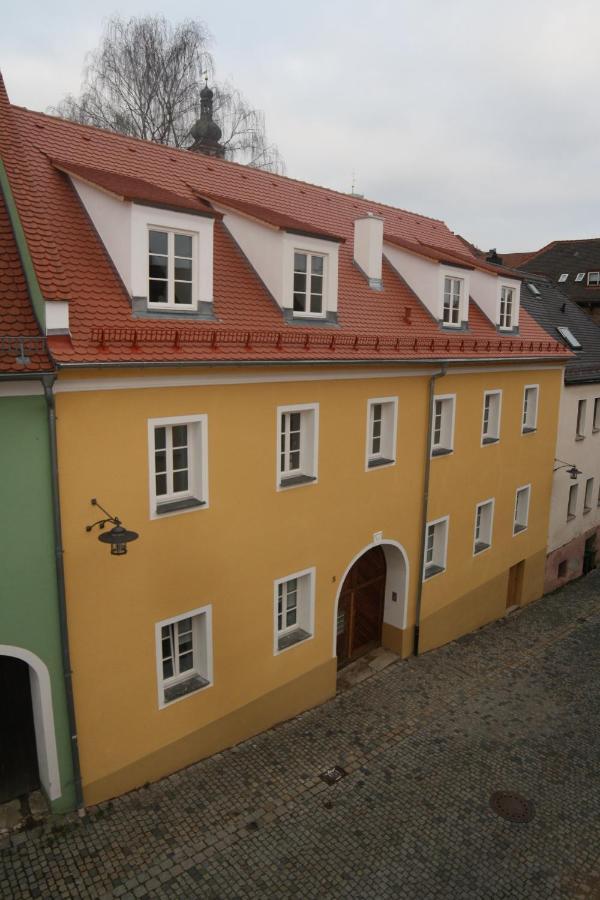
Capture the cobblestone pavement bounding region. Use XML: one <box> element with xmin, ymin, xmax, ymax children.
<box><xmin>2</xmin><ymin>573</ymin><xmax>600</xmax><ymax>899</ymax></box>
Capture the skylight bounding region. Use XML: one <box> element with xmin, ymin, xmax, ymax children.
<box><xmin>556</xmin><ymin>326</ymin><xmax>582</xmax><ymax>350</ymax></box>
<box><xmin>558</xmin><ymin>273</ymin><xmax>569</xmax><ymax>283</ymax></box>
<box><xmin>526</xmin><ymin>282</ymin><xmax>540</xmax><ymax>296</ymax></box>
<box><xmin>575</xmin><ymin>272</ymin><xmax>585</xmax><ymax>282</ymax></box>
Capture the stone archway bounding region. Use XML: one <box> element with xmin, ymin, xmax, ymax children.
<box><xmin>0</xmin><ymin>646</ymin><xmax>62</xmax><ymax>802</ymax></box>
<box><xmin>333</xmin><ymin>540</ymin><xmax>409</xmax><ymax>667</ymax></box>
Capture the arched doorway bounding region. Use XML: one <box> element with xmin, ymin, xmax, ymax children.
<box><xmin>336</xmin><ymin>546</ymin><xmax>387</xmax><ymax>668</ymax></box>
<box><xmin>0</xmin><ymin>657</ymin><xmax>40</xmax><ymax>802</ymax></box>
<box><xmin>0</xmin><ymin>646</ymin><xmax>62</xmax><ymax>803</ymax></box>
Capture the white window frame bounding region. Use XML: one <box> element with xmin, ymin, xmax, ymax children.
<box><xmin>423</xmin><ymin>515</ymin><xmax>449</xmax><ymax>580</ymax></box>
<box><xmin>567</xmin><ymin>483</ymin><xmax>578</xmax><ymax>521</ymax></box>
<box><xmin>499</xmin><ymin>285</ymin><xmax>515</xmax><ymax>330</ymax></box>
<box><xmin>587</xmin><ymin>272</ymin><xmax>600</xmax><ymax>286</ymax></box>
<box><xmin>431</xmin><ymin>394</ymin><xmax>456</xmax><ymax>456</ymax></box>
<box><xmin>584</xmin><ymin>477</ymin><xmax>594</xmax><ymax>513</ymax></box>
<box><xmin>147</xmin><ymin>227</ymin><xmax>197</xmax><ymax>310</ymax></box>
<box><xmin>575</xmin><ymin>272</ymin><xmax>585</xmax><ymax>283</ymax></box>
<box><xmin>276</xmin><ymin>403</ymin><xmax>319</xmax><ymax>490</ymax></box>
<box><xmin>481</xmin><ymin>390</ymin><xmax>502</xmax><ymax>445</ymax></box>
<box><xmin>513</xmin><ymin>484</ymin><xmax>531</xmax><ymax>535</ymax></box>
<box><xmin>155</xmin><ymin>605</ymin><xmax>213</xmax><ymax>709</ymax></box>
<box><xmin>147</xmin><ymin>414</ymin><xmax>208</xmax><ymax>519</ymax></box>
<box><xmin>556</xmin><ymin>326</ymin><xmax>581</xmax><ymax>350</ymax></box>
<box><xmin>442</xmin><ymin>276</ymin><xmax>463</xmax><ymax>327</ymax></box>
<box><xmin>558</xmin><ymin>273</ymin><xmax>569</xmax><ymax>283</ymax></box>
<box><xmin>473</xmin><ymin>498</ymin><xmax>495</xmax><ymax>555</ymax></box>
<box><xmin>365</xmin><ymin>397</ymin><xmax>398</xmax><ymax>470</ymax></box>
<box><xmin>593</xmin><ymin>398</ymin><xmax>600</xmax><ymax>432</ymax></box>
<box><xmin>522</xmin><ymin>385</ymin><xmax>539</xmax><ymax>434</ymax></box>
<box><xmin>576</xmin><ymin>398</ymin><xmax>587</xmax><ymax>439</ymax></box>
<box><xmin>292</xmin><ymin>249</ymin><xmax>327</xmax><ymax>319</ymax></box>
<box><xmin>273</xmin><ymin>567</ymin><xmax>316</xmax><ymax>654</ymax></box>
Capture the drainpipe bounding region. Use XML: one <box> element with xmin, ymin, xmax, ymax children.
<box><xmin>413</xmin><ymin>364</ymin><xmax>447</xmax><ymax>656</ymax></box>
<box><xmin>42</xmin><ymin>374</ymin><xmax>84</xmax><ymax>810</ymax></box>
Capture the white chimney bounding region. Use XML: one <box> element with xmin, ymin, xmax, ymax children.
<box><xmin>354</xmin><ymin>213</ymin><xmax>384</xmax><ymax>290</ymax></box>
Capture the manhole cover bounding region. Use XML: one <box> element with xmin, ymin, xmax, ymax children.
<box><xmin>489</xmin><ymin>791</ymin><xmax>534</xmax><ymax>823</ymax></box>
<box><xmin>320</xmin><ymin>766</ymin><xmax>347</xmax><ymax>785</ymax></box>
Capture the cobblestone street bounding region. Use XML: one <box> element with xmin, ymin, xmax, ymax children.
<box><xmin>2</xmin><ymin>572</ymin><xmax>599</xmax><ymax>899</ymax></box>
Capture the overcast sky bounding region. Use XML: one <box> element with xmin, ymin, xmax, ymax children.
<box><xmin>2</xmin><ymin>0</ymin><xmax>599</xmax><ymax>250</ymax></box>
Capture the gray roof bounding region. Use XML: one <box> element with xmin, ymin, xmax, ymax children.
<box><xmin>518</xmin><ymin>239</ymin><xmax>600</xmax><ymax>308</ymax></box>
<box><xmin>518</xmin><ymin>273</ymin><xmax>600</xmax><ymax>384</ymax></box>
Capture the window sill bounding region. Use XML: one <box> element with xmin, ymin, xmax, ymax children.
<box><xmin>283</xmin><ymin>310</ymin><xmax>338</xmax><ymax>327</ymax></box>
<box><xmin>575</xmin><ymin>434</ymin><xmax>585</xmax><ymax>442</ymax></box>
<box><xmin>431</xmin><ymin>447</ymin><xmax>453</xmax><ymax>457</ymax></box>
<box><xmin>474</xmin><ymin>541</ymin><xmax>491</xmax><ymax>555</ymax></box>
<box><xmin>566</xmin><ymin>514</ymin><xmax>576</xmax><ymax>522</ymax></box>
<box><xmin>423</xmin><ymin>564</ymin><xmax>445</xmax><ymax>580</ymax></box>
<box><xmin>513</xmin><ymin>524</ymin><xmax>527</xmax><ymax>534</ymax></box>
<box><xmin>367</xmin><ymin>457</ymin><xmax>395</xmax><ymax>469</ymax></box>
<box><xmin>583</xmin><ymin>507</ymin><xmax>591</xmax><ymax>515</ymax></box>
<box><xmin>279</xmin><ymin>474</ymin><xmax>317</xmax><ymax>488</ymax></box>
<box><xmin>132</xmin><ymin>298</ymin><xmax>215</xmax><ymax>320</ymax></box>
<box><xmin>522</xmin><ymin>426</ymin><xmax>537</xmax><ymax>435</ymax></box>
<box><xmin>592</xmin><ymin>427</ymin><xmax>600</xmax><ymax>434</ymax></box>
<box><xmin>156</xmin><ymin>497</ymin><xmax>206</xmax><ymax>515</ymax></box>
<box><xmin>277</xmin><ymin>628</ymin><xmax>311</xmax><ymax>652</ymax></box>
<box><xmin>482</xmin><ymin>436</ymin><xmax>499</xmax><ymax>445</ymax></box>
<box><xmin>163</xmin><ymin>673</ymin><xmax>209</xmax><ymax>705</ymax></box>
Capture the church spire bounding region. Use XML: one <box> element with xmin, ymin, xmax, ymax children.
<box><xmin>189</xmin><ymin>79</ymin><xmax>225</xmax><ymax>158</ymax></box>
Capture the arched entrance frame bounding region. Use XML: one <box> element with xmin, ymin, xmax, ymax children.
<box><xmin>331</xmin><ymin>540</ymin><xmax>409</xmax><ymax>658</ymax></box>
<box><xmin>0</xmin><ymin>645</ymin><xmax>61</xmax><ymax>801</ymax></box>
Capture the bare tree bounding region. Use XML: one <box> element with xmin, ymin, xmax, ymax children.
<box><xmin>52</xmin><ymin>15</ymin><xmax>284</xmax><ymax>173</ymax></box>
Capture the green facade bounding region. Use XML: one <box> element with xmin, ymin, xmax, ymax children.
<box><xmin>0</xmin><ymin>393</ymin><xmax>75</xmax><ymax>812</ymax></box>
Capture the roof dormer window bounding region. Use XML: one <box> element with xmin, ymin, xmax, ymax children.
<box><xmin>149</xmin><ymin>229</ymin><xmax>194</xmax><ymax>308</ymax></box>
<box><xmin>587</xmin><ymin>272</ymin><xmax>600</xmax><ymax>286</ymax></box>
<box><xmin>293</xmin><ymin>251</ymin><xmax>325</xmax><ymax>317</ymax></box>
<box><xmin>558</xmin><ymin>273</ymin><xmax>569</xmax><ymax>283</ymax></box>
<box><xmin>442</xmin><ymin>276</ymin><xmax>462</xmax><ymax>326</ymax></box>
<box><xmin>499</xmin><ymin>285</ymin><xmax>514</xmax><ymax>330</ymax></box>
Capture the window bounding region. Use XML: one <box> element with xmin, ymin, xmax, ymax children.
<box><xmin>522</xmin><ymin>385</ymin><xmax>539</xmax><ymax>433</ymax></box>
<box><xmin>526</xmin><ymin>282</ymin><xmax>540</xmax><ymax>297</ymax></box>
<box><xmin>277</xmin><ymin>404</ymin><xmax>318</xmax><ymax>488</ymax></box>
<box><xmin>442</xmin><ymin>276</ymin><xmax>462</xmax><ymax>326</ymax></box>
<box><xmin>567</xmin><ymin>483</ymin><xmax>578</xmax><ymax>521</ymax></box>
<box><xmin>482</xmin><ymin>391</ymin><xmax>502</xmax><ymax>444</ymax></box>
<box><xmin>513</xmin><ymin>485</ymin><xmax>531</xmax><ymax>534</ymax></box>
<box><xmin>499</xmin><ymin>286</ymin><xmax>514</xmax><ymax>329</ymax></box>
<box><xmin>558</xmin><ymin>273</ymin><xmax>569</xmax><ymax>283</ymax></box>
<box><xmin>575</xmin><ymin>273</ymin><xmax>585</xmax><ymax>282</ymax></box>
<box><xmin>593</xmin><ymin>398</ymin><xmax>600</xmax><ymax>432</ymax></box>
<box><xmin>148</xmin><ymin>415</ymin><xmax>208</xmax><ymax>517</ymax></box>
<box><xmin>148</xmin><ymin>229</ymin><xmax>194</xmax><ymax>307</ymax></box>
<box><xmin>423</xmin><ymin>517</ymin><xmax>449</xmax><ymax>579</ymax></box>
<box><xmin>556</xmin><ymin>326</ymin><xmax>582</xmax><ymax>350</ymax></box>
<box><xmin>557</xmin><ymin>560</ymin><xmax>568</xmax><ymax>578</ymax></box>
<box><xmin>474</xmin><ymin>499</ymin><xmax>494</xmax><ymax>554</ymax></box>
<box><xmin>587</xmin><ymin>272</ymin><xmax>600</xmax><ymax>286</ymax></box>
<box><xmin>293</xmin><ymin>251</ymin><xmax>325</xmax><ymax>317</ymax></box>
<box><xmin>576</xmin><ymin>399</ymin><xmax>587</xmax><ymax>439</ymax></box>
<box><xmin>584</xmin><ymin>478</ymin><xmax>594</xmax><ymax>513</ymax></box>
<box><xmin>156</xmin><ymin>606</ymin><xmax>212</xmax><ymax>707</ymax></box>
<box><xmin>366</xmin><ymin>398</ymin><xmax>398</xmax><ymax>468</ymax></box>
<box><xmin>431</xmin><ymin>396</ymin><xmax>455</xmax><ymax>455</ymax></box>
<box><xmin>274</xmin><ymin>569</ymin><xmax>315</xmax><ymax>652</ymax></box>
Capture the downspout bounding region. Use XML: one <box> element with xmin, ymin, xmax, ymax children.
<box><xmin>42</xmin><ymin>374</ymin><xmax>84</xmax><ymax>810</ymax></box>
<box><xmin>413</xmin><ymin>364</ymin><xmax>447</xmax><ymax>656</ymax></box>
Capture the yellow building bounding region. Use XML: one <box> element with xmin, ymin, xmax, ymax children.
<box><xmin>1</xmin><ymin>87</ymin><xmax>568</xmax><ymax>804</ymax></box>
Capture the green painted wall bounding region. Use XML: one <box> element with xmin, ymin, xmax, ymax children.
<box><xmin>0</xmin><ymin>394</ymin><xmax>75</xmax><ymax>812</ymax></box>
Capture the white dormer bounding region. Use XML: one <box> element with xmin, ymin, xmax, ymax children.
<box><xmin>470</xmin><ymin>270</ymin><xmax>521</xmax><ymax>330</ymax></box>
<box><xmin>215</xmin><ymin>205</ymin><xmax>340</xmax><ymax>323</ymax></box>
<box><xmin>69</xmin><ymin>176</ymin><xmax>215</xmax><ymax>318</ymax></box>
<box><xmin>383</xmin><ymin>243</ymin><xmax>470</xmax><ymax>326</ymax></box>
<box><xmin>354</xmin><ymin>214</ymin><xmax>383</xmax><ymax>289</ymax></box>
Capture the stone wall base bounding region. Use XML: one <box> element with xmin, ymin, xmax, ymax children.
<box><xmin>544</xmin><ymin>526</ymin><xmax>600</xmax><ymax>594</ymax></box>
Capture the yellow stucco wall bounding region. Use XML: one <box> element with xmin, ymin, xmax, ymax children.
<box><xmin>54</xmin><ymin>363</ymin><xmax>561</xmax><ymax>803</ymax></box>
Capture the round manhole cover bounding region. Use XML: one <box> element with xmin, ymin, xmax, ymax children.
<box><xmin>490</xmin><ymin>791</ymin><xmax>534</xmax><ymax>823</ymax></box>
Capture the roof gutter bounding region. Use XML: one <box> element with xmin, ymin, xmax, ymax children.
<box><xmin>41</xmin><ymin>374</ymin><xmax>84</xmax><ymax>810</ymax></box>
<box><xmin>413</xmin><ymin>363</ymin><xmax>448</xmax><ymax>656</ymax></box>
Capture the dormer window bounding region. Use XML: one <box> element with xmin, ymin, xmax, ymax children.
<box><xmin>149</xmin><ymin>229</ymin><xmax>194</xmax><ymax>307</ymax></box>
<box><xmin>587</xmin><ymin>272</ymin><xmax>600</xmax><ymax>286</ymax></box>
<box><xmin>293</xmin><ymin>251</ymin><xmax>325</xmax><ymax>317</ymax></box>
<box><xmin>499</xmin><ymin>286</ymin><xmax>514</xmax><ymax>329</ymax></box>
<box><xmin>442</xmin><ymin>277</ymin><xmax>462</xmax><ymax>326</ymax></box>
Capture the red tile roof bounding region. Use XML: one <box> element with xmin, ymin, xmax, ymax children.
<box><xmin>0</xmin><ymin>192</ymin><xmax>51</xmax><ymax>373</ymax></box>
<box><xmin>0</xmin><ymin>75</ymin><xmax>570</xmax><ymax>367</ymax></box>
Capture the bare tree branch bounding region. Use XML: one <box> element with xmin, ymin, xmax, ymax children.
<box><xmin>50</xmin><ymin>15</ymin><xmax>285</xmax><ymax>173</ymax></box>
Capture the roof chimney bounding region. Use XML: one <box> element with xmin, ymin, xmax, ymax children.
<box><xmin>354</xmin><ymin>213</ymin><xmax>384</xmax><ymax>290</ymax></box>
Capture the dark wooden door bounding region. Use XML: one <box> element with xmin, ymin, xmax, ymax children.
<box><xmin>583</xmin><ymin>535</ymin><xmax>597</xmax><ymax>575</ymax></box>
<box><xmin>0</xmin><ymin>657</ymin><xmax>40</xmax><ymax>803</ymax></box>
<box><xmin>506</xmin><ymin>561</ymin><xmax>525</xmax><ymax>609</ymax></box>
<box><xmin>337</xmin><ymin>546</ymin><xmax>386</xmax><ymax>669</ymax></box>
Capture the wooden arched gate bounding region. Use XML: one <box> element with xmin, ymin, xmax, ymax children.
<box><xmin>336</xmin><ymin>545</ymin><xmax>386</xmax><ymax>669</ymax></box>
